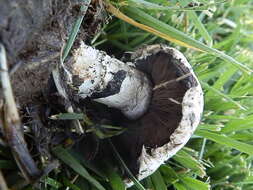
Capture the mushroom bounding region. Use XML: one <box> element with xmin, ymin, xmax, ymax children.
<box><xmin>55</xmin><ymin>41</ymin><xmax>152</xmax><ymax>120</ymax></box>
<box><xmin>55</xmin><ymin>42</ymin><xmax>204</xmax><ymax>186</ymax></box>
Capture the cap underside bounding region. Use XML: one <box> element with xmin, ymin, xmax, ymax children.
<box><xmin>112</xmin><ymin>49</ymin><xmax>200</xmax><ymax>179</ymax></box>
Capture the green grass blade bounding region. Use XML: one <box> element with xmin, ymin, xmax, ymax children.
<box><xmin>62</xmin><ymin>0</ymin><xmax>91</xmax><ymax>62</ymax></box>
<box><xmin>198</xmin><ymin>124</ymin><xmax>222</xmax><ymax>131</ymax></box>
<box><xmin>109</xmin><ymin>140</ymin><xmax>146</xmax><ymax>190</ymax></box>
<box><xmin>205</xmin><ymin>114</ymin><xmax>242</xmax><ymax>121</ymax></box>
<box><xmin>178</xmin><ymin>0</ymin><xmax>212</xmax><ymax>46</ymax></box>
<box><xmin>120</xmin><ymin>6</ymin><xmax>252</xmax><ymax>74</ymax></box>
<box><xmin>127</xmin><ymin>0</ymin><xmax>226</xmax><ymax>11</ymax></box>
<box><xmin>75</xmin><ymin>178</ymin><xmax>92</xmax><ymax>190</ymax></box>
<box><xmin>230</xmin><ymin>132</ymin><xmax>253</xmax><ymax>141</ymax></box>
<box><xmin>62</xmin><ymin>176</ymin><xmax>82</xmax><ymax>190</ymax></box>
<box><xmin>174</xmin><ymin>182</ymin><xmax>187</xmax><ymax>190</ymax></box>
<box><xmin>173</xmin><ymin>150</ymin><xmax>206</xmax><ymax>177</ymax></box>
<box><xmin>150</xmin><ymin>170</ymin><xmax>167</xmax><ymax>190</ymax></box>
<box><xmin>105</xmin><ymin>165</ymin><xmax>126</xmax><ymax>190</ymax></box>
<box><xmin>69</xmin><ymin>150</ymin><xmax>109</xmax><ymax>181</ymax></box>
<box><xmin>44</xmin><ymin>177</ymin><xmax>63</xmax><ymax>189</ymax></box>
<box><xmin>180</xmin><ymin>176</ymin><xmax>210</xmax><ymax>190</ymax></box>
<box><xmin>187</xmin><ymin>11</ymin><xmax>213</xmax><ymax>46</ymax></box>
<box><xmin>196</xmin><ymin>130</ymin><xmax>253</xmax><ymax>155</ymax></box>
<box><xmin>52</xmin><ymin>146</ymin><xmax>106</xmax><ymax>190</ymax></box>
<box><xmin>221</xmin><ymin>115</ymin><xmax>253</xmax><ymax>133</ymax></box>
<box><xmin>159</xmin><ymin>164</ymin><xmax>179</xmax><ymax>184</ymax></box>
<box><xmin>201</xmin><ymin>81</ymin><xmax>247</xmax><ymax>110</ymax></box>
<box><xmin>205</xmin><ymin>66</ymin><xmax>237</xmax><ymax>97</ymax></box>
<box><xmin>50</xmin><ymin>113</ymin><xmax>84</xmax><ymax>120</ymax></box>
<box><xmin>143</xmin><ymin>177</ymin><xmax>155</xmax><ymax>189</ymax></box>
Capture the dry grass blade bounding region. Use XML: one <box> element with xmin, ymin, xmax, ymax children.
<box><xmin>153</xmin><ymin>73</ymin><xmax>192</xmax><ymax>90</ymax></box>
<box><xmin>52</xmin><ymin>68</ymin><xmax>84</xmax><ymax>134</ymax></box>
<box><xmin>105</xmin><ymin>2</ymin><xmax>202</xmax><ymax>51</ymax></box>
<box><xmin>0</xmin><ymin>170</ymin><xmax>8</xmax><ymax>190</ymax></box>
<box><xmin>0</xmin><ymin>44</ymin><xmax>41</xmax><ymax>183</ymax></box>
<box><xmin>105</xmin><ymin>2</ymin><xmax>252</xmax><ymax>75</ymax></box>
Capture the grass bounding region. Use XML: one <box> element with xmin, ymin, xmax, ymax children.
<box><xmin>1</xmin><ymin>0</ymin><xmax>253</xmax><ymax>190</ymax></box>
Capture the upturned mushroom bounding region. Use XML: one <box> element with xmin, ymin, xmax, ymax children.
<box><xmin>54</xmin><ymin>42</ymin><xmax>204</xmax><ymax>185</ymax></box>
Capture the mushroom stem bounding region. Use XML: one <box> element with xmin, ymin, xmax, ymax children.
<box><xmin>61</xmin><ymin>42</ymin><xmax>152</xmax><ymax>120</ymax></box>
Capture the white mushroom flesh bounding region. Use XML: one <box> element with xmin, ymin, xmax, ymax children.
<box><xmin>61</xmin><ymin>42</ymin><xmax>152</xmax><ymax>120</ymax></box>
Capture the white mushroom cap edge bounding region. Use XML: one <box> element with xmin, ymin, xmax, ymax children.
<box><xmin>124</xmin><ymin>45</ymin><xmax>204</xmax><ymax>186</ymax></box>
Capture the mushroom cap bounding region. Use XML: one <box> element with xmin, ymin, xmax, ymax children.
<box><xmin>112</xmin><ymin>44</ymin><xmax>204</xmax><ymax>186</ymax></box>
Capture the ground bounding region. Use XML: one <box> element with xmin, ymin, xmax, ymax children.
<box><xmin>0</xmin><ymin>0</ymin><xmax>102</xmax><ymax>106</ymax></box>
<box><xmin>0</xmin><ymin>0</ymin><xmax>106</xmax><ymax>187</ymax></box>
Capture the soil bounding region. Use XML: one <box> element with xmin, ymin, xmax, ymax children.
<box><xmin>0</xmin><ymin>0</ymin><xmax>105</xmax><ymax>106</ymax></box>
<box><xmin>0</xmin><ymin>0</ymin><xmax>107</xmax><ymax>184</ymax></box>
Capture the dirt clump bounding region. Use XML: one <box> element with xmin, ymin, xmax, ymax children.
<box><xmin>0</xmin><ymin>0</ymin><xmax>105</xmax><ymax>106</ymax></box>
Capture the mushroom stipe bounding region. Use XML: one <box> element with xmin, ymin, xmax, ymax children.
<box><xmin>54</xmin><ymin>42</ymin><xmax>204</xmax><ymax>186</ymax></box>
